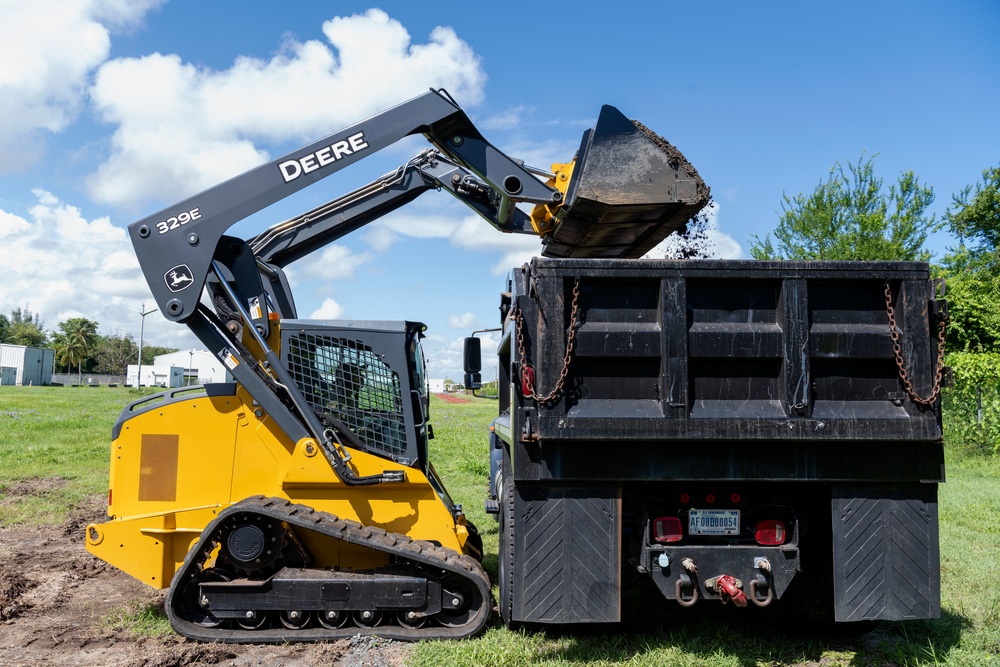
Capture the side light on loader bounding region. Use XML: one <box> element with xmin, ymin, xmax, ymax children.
<box><xmin>653</xmin><ymin>516</ymin><xmax>684</xmax><ymax>543</ymax></box>
<box><xmin>754</xmin><ymin>519</ymin><xmax>786</xmax><ymax>546</ymax></box>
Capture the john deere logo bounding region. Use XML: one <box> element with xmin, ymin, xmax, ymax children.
<box><xmin>164</xmin><ymin>264</ymin><xmax>195</xmax><ymax>292</ymax></box>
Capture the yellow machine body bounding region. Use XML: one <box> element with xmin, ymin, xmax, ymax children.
<box><xmin>85</xmin><ymin>385</ymin><xmax>468</xmax><ymax>589</ymax></box>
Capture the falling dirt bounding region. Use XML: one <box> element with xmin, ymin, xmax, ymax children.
<box><xmin>0</xmin><ymin>484</ymin><xmax>413</xmax><ymax>667</ymax></box>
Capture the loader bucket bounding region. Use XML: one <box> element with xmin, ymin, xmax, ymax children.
<box><xmin>540</xmin><ymin>105</ymin><xmax>710</xmax><ymax>259</ymax></box>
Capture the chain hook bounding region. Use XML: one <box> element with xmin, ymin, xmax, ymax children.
<box><xmin>513</xmin><ymin>277</ymin><xmax>581</xmax><ymax>406</ymax></box>
<box><xmin>884</xmin><ymin>282</ymin><xmax>948</xmax><ymax>406</ymax></box>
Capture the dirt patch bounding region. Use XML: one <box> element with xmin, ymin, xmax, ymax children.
<box><xmin>435</xmin><ymin>393</ymin><xmax>471</xmax><ymax>404</ymax></box>
<box><xmin>0</xmin><ymin>476</ymin><xmax>68</xmax><ymax>498</ymax></box>
<box><xmin>0</xmin><ymin>495</ymin><xmax>414</xmax><ymax>667</ymax></box>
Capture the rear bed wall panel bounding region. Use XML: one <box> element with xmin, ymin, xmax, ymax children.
<box><xmin>510</xmin><ymin>259</ymin><xmax>944</xmax><ymax>485</ymax></box>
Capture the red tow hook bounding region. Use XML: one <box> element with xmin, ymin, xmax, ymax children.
<box><xmin>520</xmin><ymin>364</ymin><xmax>535</xmax><ymax>397</ymax></box>
<box><xmin>716</xmin><ymin>574</ymin><xmax>747</xmax><ymax>607</ymax></box>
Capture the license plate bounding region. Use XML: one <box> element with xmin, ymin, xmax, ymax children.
<box><xmin>688</xmin><ymin>509</ymin><xmax>740</xmax><ymax>535</ymax></box>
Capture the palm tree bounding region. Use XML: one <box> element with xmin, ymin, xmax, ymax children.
<box><xmin>56</xmin><ymin>318</ymin><xmax>99</xmax><ymax>385</ymax></box>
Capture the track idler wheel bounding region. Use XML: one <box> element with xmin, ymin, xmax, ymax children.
<box><xmin>178</xmin><ymin>569</ymin><xmax>232</xmax><ymax>628</ymax></box>
<box><xmin>437</xmin><ymin>575</ymin><xmax>481</xmax><ymax>628</ymax></box>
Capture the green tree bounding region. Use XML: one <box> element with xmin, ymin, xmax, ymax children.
<box><xmin>0</xmin><ymin>313</ymin><xmax>9</xmax><ymax>343</ymax></box>
<box><xmin>56</xmin><ymin>317</ymin><xmax>99</xmax><ymax>384</ymax></box>
<box><xmin>141</xmin><ymin>344</ymin><xmax>178</xmax><ymax>365</ymax></box>
<box><xmin>750</xmin><ymin>154</ymin><xmax>936</xmax><ymax>261</ymax></box>
<box><xmin>946</xmin><ymin>165</ymin><xmax>1000</xmax><ymax>261</ymax></box>
<box><xmin>95</xmin><ymin>333</ymin><xmax>139</xmax><ymax>376</ymax></box>
<box><xmin>936</xmin><ymin>166</ymin><xmax>1000</xmax><ymax>457</ymax></box>
<box><xmin>938</xmin><ymin>166</ymin><xmax>1000</xmax><ymax>353</ymax></box>
<box><xmin>6</xmin><ymin>307</ymin><xmax>47</xmax><ymax>346</ymax></box>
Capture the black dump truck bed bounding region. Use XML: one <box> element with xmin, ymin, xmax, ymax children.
<box><xmin>488</xmin><ymin>258</ymin><xmax>945</xmax><ymax>627</ymax></box>
<box><xmin>497</xmin><ymin>258</ymin><xmax>945</xmax><ymax>484</ymax></box>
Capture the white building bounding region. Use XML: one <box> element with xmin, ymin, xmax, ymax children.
<box><xmin>126</xmin><ymin>364</ymin><xmax>184</xmax><ymax>388</ymax></box>
<box><xmin>0</xmin><ymin>343</ymin><xmax>54</xmax><ymax>386</ymax></box>
<box><xmin>154</xmin><ymin>349</ymin><xmax>231</xmax><ymax>385</ymax></box>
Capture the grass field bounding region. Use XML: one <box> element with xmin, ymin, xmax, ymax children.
<box><xmin>1</xmin><ymin>386</ymin><xmax>999</xmax><ymax>666</ymax></box>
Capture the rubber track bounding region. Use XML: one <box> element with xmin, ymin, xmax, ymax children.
<box><xmin>165</xmin><ymin>496</ymin><xmax>492</xmax><ymax>642</ymax></box>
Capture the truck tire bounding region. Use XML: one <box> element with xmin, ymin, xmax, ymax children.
<box><xmin>498</xmin><ymin>444</ymin><xmax>515</xmax><ymax>626</ymax></box>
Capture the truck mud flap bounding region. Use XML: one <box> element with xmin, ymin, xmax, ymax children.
<box><xmin>512</xmin><ymin>486</ymin><xmax>620</xmax><ymax>623</ymax></box>
<box><xmin>832</xmin><ymin>484</ymin><xmax>940</xmax><ymax>621</ymax></box>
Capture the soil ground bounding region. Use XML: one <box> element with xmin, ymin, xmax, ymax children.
<box><xmin>432</xmin><ymin>393</ymin><xmax>471</xmax><ymax>405</ymax></box>
<box><xmin>0</xmin><ymin>483</ymin><xmax>412</xmax><ymax>667</ymax></box>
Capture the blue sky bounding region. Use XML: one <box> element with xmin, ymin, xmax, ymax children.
<box><xmin>1</xmin><ymin>1</ymin><xmax>998</xmax><ymax>381</ymax></box>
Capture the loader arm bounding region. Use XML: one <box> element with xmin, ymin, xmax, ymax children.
<box><xmin>130</xmin><ymin>89</ymin><xmax>560</xmax><ymax>331</ymax></box>
<box><xmin>247</xmin><ymin>149</ymin><xmax>537</xmax><ymax>319</ymax></box>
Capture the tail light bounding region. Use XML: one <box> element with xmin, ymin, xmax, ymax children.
<box><xmin>653</xmin><ymin>516</ymin><xmax>683</xmax><ymax>543</ymax></box>
<box><xmin>755</xmin><ymin>519</ymin><xmax>786</xmax><ymax>545</ymax></box>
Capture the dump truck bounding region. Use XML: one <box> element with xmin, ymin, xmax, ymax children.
<box><xmin>84</xmin><ymin>89</ymin><xmax>711</xmax><ymax>641</ymax></box>
<box><xmin>470</xmin><ymin>258</ymin><xmax>947</xmax><ymax>628</ymax></box>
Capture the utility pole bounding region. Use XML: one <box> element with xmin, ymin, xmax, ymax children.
<box><xmin>133</xmin><ymin>303</ymin><xmax>157</xmax><ymax>387</ymax></box>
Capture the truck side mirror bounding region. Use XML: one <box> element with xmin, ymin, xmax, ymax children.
<box><xmin>463</xmin><ymin>337</ymin><xmax>481</xmax><ymax>373</ymax></box>
<box><xmin>464</xmin><ymin>337</ymin><xmax>482</xmax><ymax>390</ymax></box>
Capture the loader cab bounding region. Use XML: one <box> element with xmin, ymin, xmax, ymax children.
<box><xmin>280</xmin><ymin>319</ymin><xmax>431</xmax><ymax>470</ymax></box>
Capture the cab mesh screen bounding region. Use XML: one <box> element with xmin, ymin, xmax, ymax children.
<box><xmin>285</xmin><ymin>333</ymin><xmax>407</xmax><ymax>456</ymax></box>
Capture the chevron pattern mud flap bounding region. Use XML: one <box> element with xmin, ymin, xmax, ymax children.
<box><xmin>832</xmin><ymin>484</ymin><xmax>941</xmax><ymax>621</ymax></box>
<box><xmin>512</xmin><ymin>486</ymin><xmax>621</xmax><ymax>623</ymax></box>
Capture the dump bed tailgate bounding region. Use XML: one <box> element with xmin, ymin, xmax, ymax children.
<box><xmin>506</xmin><ymin>258</ymin><xmax>945</xmax><ymax>482</ymax></box>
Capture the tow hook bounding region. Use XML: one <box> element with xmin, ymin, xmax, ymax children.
<box><xmin>706</xmin><ymin>574</ymin><xmax>747</xmax><ymax>607</ymax></box>
<box><xmin>675</xmin><ymin>558</ymin><xmax>699</xmax><ymax>607</ymax></box>
<box><xmin>749</xmin><ymin>557</ymin><xmax>774</xmax><ymax>607</ymax></box>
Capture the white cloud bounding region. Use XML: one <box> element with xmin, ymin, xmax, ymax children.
<box><xmin>450</xmin><ymin>215</ymin><xmax>543</xmax><ymax>274</ymax></box>
<box><xmin>480</xmin><ymin>105</ymin><xmax>531</xmax><ymax>131</ymax></box>
<box><xmin>296</xmin><ymin>244</ymin><xmax>372</xmax><ymax>281</ymax></box>
<box><xmin>0</xmin><ymin>0</ymin><xmax>163</xmax><ymax>170</ymax></box>
<box><xmin>86</xmin><ymin>8</ymin><xmax>486</xmax><ymax>209</ymax></box>
<box><xmin>309</xmin><ymin>298</ymin><xmax>345</xmax><ymax>320</ymax></box>
<box><xmin>362</xmin><ymin>209</ymin><xmax>468</xmax><ymax>252</ymax></box>
<box><xmin>364</xmin><ymin>207</ymin><xmax>544</xmax><ymax>276</ymax></box>
<box><xmin>422</xmin><ymin>330</ymin><xmax>502</xmax><ymax>382</ymax></box>
<box><xmin>0</xmin><ymin>190</ymin><xmax>186</xmax><ymax>345</ymax></box>
<box><xmin>447</xmin><ymin>312</ymin><xmax>478</xmax><ymax>329</ymax></box>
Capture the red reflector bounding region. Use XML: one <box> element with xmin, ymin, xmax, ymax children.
<box><xmin>755</xmin><ymin>519</ymin><xmax>786</xmax><ymax>545</ymax></box>
<box><xmin>730</xmin><ymin>493</ymin><xmax>741</xmax><ymax>504</ymax></box>
<box><xmin>653</xmin><ymin>516</ymin><xmax>683</xmax><ymax>543</ymax></box>
<box><xmin>679</xmin><ymin>493</ymin><xmax>691</xmax><ymax>504</ymax></box>
<box><xmin>705</xmin><ymin>493</ymin><xmax>716</xmax><ymax>504</ymax></box>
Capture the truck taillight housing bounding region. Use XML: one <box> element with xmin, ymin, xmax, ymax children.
<box><xmin>653</xmin><ymin>516</ymin><xmax>683</xmax><ymax>543</ymax></box>
<box><xmin>755</xmin><ymin>519</ymin><xmax>786</xmax><ymax>545</ymax></box>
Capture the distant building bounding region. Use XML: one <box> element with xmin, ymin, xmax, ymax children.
<box><xmin>0</xmin><ymin>343</ymin><xmax>54</xmax><ymax>386</ymax></box>
<box><xmin>126</xmin><ymin>364</ymin><xmax>184</xmax><ymax>388</ymax></box>
<box><xmin>154</xmin><ymin>349</ymin><xmax>231</xmax><ymax>385</ymax></box>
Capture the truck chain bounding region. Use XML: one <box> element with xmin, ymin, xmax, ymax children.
<box><xmin>164</xmin><ymin>496</ymin><xmax>491</xmax><ymax>643</ymax></box>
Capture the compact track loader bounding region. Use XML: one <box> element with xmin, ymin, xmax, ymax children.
<box><xmin>85</xmin><ymin>89</ymin><xmax>708</xmax><ymax>641</ymax></box>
